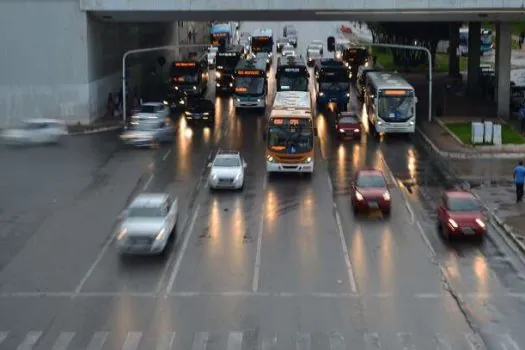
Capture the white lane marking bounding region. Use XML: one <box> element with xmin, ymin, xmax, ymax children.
<box><xmin>364</xmin><ymin>333</ymin><xmax>382</xmax><ymax>349</ymax></box>
<box><xmin>86</xmin><ymin>332</ymin><xmax>108</xmax><ymax>350</ymax></box>
<box><xmin>0</xmin><ymin>331</ymin><xmax>8</xmax><ymax>346</ymax></box>
<box><xmin>416</xmin><ymin>221</ymin><xmax>437</xmax><ymax>256</ymax></box>
<box><xmin>252</xmin><ymin>212</ymin><xmax>265</xmax><ymax>292</ymax></box>
<box><xmin>327</xmin><ymin>175</ymin><xmax>333</xmax><ymax>192</ymax></box>
<box><xmin>165</xmin><ymin>205</ymin><xmax>200</xmax><ymax>295</ymax></box>
<box><xmin>122</xmin><ymin>332</ymin><xmax>142</xmax><ymax>350</ymax></box>
<box><xmin>262</xmin><ymin>333</ymin><xmax>277</xmax><ymax>350</ymax></box>
<box><xmin>329</xmin><ymin>332</ymin><xmax>345</xmax><ymax>350</ymax></box>
<box><xmin>162</xmin><ymin>149</ymin><xmax>172</xmax><ymax>161</ymax></box>
<box><xmin>16</xmin><ymin>331</ymin><xmax>43</xmax><ymax>350</ymax></box>
<box><xmin>51</xmin><ymin>332</ymin><xmax>75</xmax><ymax>350</ymax></box>
<box><xmin>156</xmin><ymin>332</ymin><xmax>176</xmax><ymax>350</ymax></box>
<box><xmin>296</xmin><ymin>332</ymin><xmax>311</xmax><ymax>350</ymax></box>
<box><xmin>404</xmin><ymin>198</ymin><xmax>415</xmax><ymax>224</ymax></box>
<box><xmin>74</xmin><ymin>235</ymin><xmax>114</xmax><ymax>295</ymax></box>
<box><xmin>192</xmin><ymin>332</ymin><xmax>209</xmax><ymax>350</ymax></box>
<box><xmin>464</xmin><ymin>332</ymin><xmax>485</xmax><ymax>350</ymax></box>
<box><xmin>335</xmin><ymin>211</ymin><xmax>358</xmax><ymax>294</ymax></box>
<box><xmin>262</xmin><ymin>172</ymin><xmax>268</xmax><ymax>190</ymax></box>
<box><xmin>397</xmin><ymin>332</ymin><xmax>415</xmax><ymax>350</ymax></box>
<box><xmin>143</xmin><ymin>174</ymin><xmax>154</xmax><ymax>190</ymax></box>
<box><xmin>434</xmin><ymin>334</ymin><xmax>452</xmax><ymax>350</ymax></box>
<box><xmin>500</xmin><ymin>333</ymin><xmax>520</xmax><ymax>350</ymax></box>
<box><xmin>227</xmin><ymin>332</ymin><xmax>243</xmax><ymax>350</ymax></box>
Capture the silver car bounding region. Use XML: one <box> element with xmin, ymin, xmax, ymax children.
<box><xmin>115</xmin><ymin>193</ymin><xmax>178</xmax><ymax>255</ymax></box>
<box><xmin>1</xmin><ymin>118</ymin><xmax>67</xmax><ymax>146</ymax></box>
<box><xmin>120</xmin><ymin>103</ymin><xmax>174</xmax><ymax>147</ymax></box>
<box><xmin>208</xmin><ymin>150</ymin><xmax>247</xmax><ymax>190</ymax></box>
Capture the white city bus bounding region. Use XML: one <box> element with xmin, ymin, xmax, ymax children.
<box><xmin>364</xmin><ymin>72</ymin><xmax>417</xmax><ymax>136</ymax></box>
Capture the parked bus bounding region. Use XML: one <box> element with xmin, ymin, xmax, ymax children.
<box><xmin>215</xmin><ymin>45</ymin><xmax>244</xmax><ymax>93</ymax></box>
<box><xmin>210</xmin><ymin>23</ymin><xmax>233</xmax><ymax>47</ymax></box>
<box><xmin>275</xmin><ymin>56</ymin><xmax>309</xmax><ymax>92</ymax></box>
<box><xmin>233</xmin><ymin>57</ymin><xmax>268</xmax><ymax>110</ymax></box>
<box><xmin>315</xmin><ymin>59</ymin><xmax>351</xmax><ymax>112</ymax></box>
<box><xmin>458</xmin><ymin>27</ymin><xmax>494</xmax><ymax>56</ymax></box>
<box><xmin>167</xmin><ymin>53</ymin><xmax>208</xmax><ymax>107</ymax></box>
<box><xmin>251</xmin><ymin>28</ymin><xmax>274</xmax><ymax>60</ymax></box>
<box><xmin>265</xmin><ymin>91</ymin><xmax>315</xmax><ymax>174</ymax></box>
<box><xmin>364</xmin><ymin>72</ymin><xmax>417</xmax><ymax>136</ymax></box>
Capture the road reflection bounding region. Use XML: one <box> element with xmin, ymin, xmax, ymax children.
<box><xmin>379</xmin><ymin>227</ymin><xmax>394</xmax><ymax>292</ymax></box>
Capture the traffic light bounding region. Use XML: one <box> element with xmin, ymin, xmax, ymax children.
<box><xmin>327</xmin><ymin>36</ymin><xmax>335</xmax><ymax>52</ymax></box>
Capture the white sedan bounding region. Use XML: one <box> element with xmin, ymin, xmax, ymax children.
<box><xmin>208</xmin><ymin>150</ymin><xmax>247</xmax><ymax>190</ymax></box>
<box><xmin>115</xmin><ymin>193</ymin><xmax>178</xmax><ymax>255</ymax></box>
<box><xmin>1</xmin><ymin>118</ymin><xmax>67</xmax><ymax>146</ymax></box>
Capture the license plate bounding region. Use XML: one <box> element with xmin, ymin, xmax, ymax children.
<box><xmin>134</xmin><ymin>238</ymin><xmax>150</xmax><ymax>245</ymax></box>
<box><xmin>368</xmin><ymin>201</ymin><xmax>378</xmax><ymax>208</ymax></box>
<box><xmin>193</xmin><ymin>115</ymin><xmax>201</xmax><ymax>119</ymax></box>
<box><xmin>462</xmin><ymin>228</ymin><xmax>475</xmax><ymax>235</ymax></box>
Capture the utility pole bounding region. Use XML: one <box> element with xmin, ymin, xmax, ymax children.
<box><xmin>121</xmin><ymin>44</ymin><xmax>208</xmax><ymax>123</ymax></box>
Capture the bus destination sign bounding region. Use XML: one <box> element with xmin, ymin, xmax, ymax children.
<box><xmin>284</xmin><ymin>68</ymin><xmax>300</xmax><ymax>72</ymax></box>
<box><xmin>175</xmin><ymin>62</ymin><xmax>196</xmax><ymax>67</ymax></box>
<box><xmin>237</xmin><ymin>70</ymin><xmax>261</xmax><ymax>76</ymax></box>
<box><xmin>218</xmin><ymin>52</ymin><xmax>238</xmax><ymax>57</ymax></box>
<box><xmin>270</xmin><ymin>118</ymin><xmax>310</xmax><ymax>126</ymax></box>
<box><xmin>382</xmin><ymin>89</ymin><xmax>411</xmax><ymax>96</ymax></box>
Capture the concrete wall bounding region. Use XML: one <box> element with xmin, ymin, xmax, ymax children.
<box><xmin>0</xmin><ymin>0</ymin><xmax>183</xmax><ymax>127</ymax></box>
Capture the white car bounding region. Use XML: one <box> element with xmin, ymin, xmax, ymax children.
<box><xmin>207</xmin><ymin>46</ymin><xmax>218</xmax><ymax>67</ymax></box>
<box><xmin>207</xmin><ymin>150</ymin><xmax>247</xmax><ymax>190</ymax></box>
<box><xmin>115</xmin><ymin>193</ymin><xmax>178</xmax><ymax>255</ymax></box>
<box><xmin>131</xmin><ymin>102</ymin><xmax>170</xmax><ymax>122</ymax></box>
<box><xmin>1</xmin><ymin>118</ymin><xmax>67</xmax><ymax>146</ymax></box>
<box><xmin>310</xmin><ymin>40</ymin><xmax>324</xmax><ymax>54</ymax></box>
<box><xmin>282</xmin><ymin>45</ymin><xmax>296</xmax><ymax>57</ymax></box>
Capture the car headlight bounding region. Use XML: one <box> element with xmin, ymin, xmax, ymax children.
<box><xmin>162</xmin><ymin>100</ymin><xmax>168</xmax><ymax>104</ymax></box>
<box><xmin>355</xmin><ymin>191</ymin><xmax>364</xmax><ymax>201</ymax></box>
<box><xmin>339</xmin><ymin>129</ymin><xmax>345</xmax><ymax>133</ymax></box>
<box><xmin>155</xmin><ymin>228</ymin><xmax>166</xmax><ymax>241</ymax></box>
<box><xmin>185</xmin><ymin>111</ymin><xmax>191</xmax><ymax>115</ymax></box>
<box><xmin>448</xmin><ymin>218</ymin><xmax>458</xmax><ymax>228</ymax></box>
<box><xmin>179</xmin><ymin>100</ymin><xmax>185</xmax><ymax>105</ymax></box>
<box><xmin>382</xmin><ymin>191</ymin><xmax>391</xmax><ymax>201</ymax></box>
<box><xmin>117</xmin><ymin>228</ymin><xmax>127</xmax><ymax>240</ymax></box>
<box><xmin>303</xmin><ymin>157</ymin><xmax>312</xmax><ymax>163</ymax></box>
<box><xmin>193</xmin><ymin>86</ymin><xmax>197</xmax><ymax>90</ymax></box>
<box><xmin>346</xmin><ymin>93</ymin><xmax>350</xmax><ymax>97</ymax></box>
<box><xmin>211</xmin><ymin>173</ymin><xmax>217</xmax><ymax>180</ymax></box>
<box><xmin>475</xmin><ymin>218</ymin><xmax>485</xmax><ymax>228</ymax></box>
<box><xmin>216</xmin><ymin>72</ymin><xmax>221</xmax><ymax>78</ymax></box>
<box><xmin>319</xmin><ymin>92</ymin><xmax>324</xmax><ymax>97</ymax></box>
<box><xmin>203</xmin><ymin>112</ymin><xmax>209</xmax><ymax>115</ymax></box>
<box><xmin>235</xmin><ymin>173</ymin><xmax>241</xmax><ymax>181</ymax></box>
<box><xmin>174</xmin><ymin>86</ymin><xmax>179</xmax><ymax>90</ymax></box>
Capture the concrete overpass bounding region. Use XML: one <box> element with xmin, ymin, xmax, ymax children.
<box><xmin>1</xmin><ymin>0</ymin><xmax>523</xmax><ymax>127</ymax></box>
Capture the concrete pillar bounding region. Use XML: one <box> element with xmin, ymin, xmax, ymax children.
<box><xmin>467</xmin><ymin>22</ymin><xmax>481</xmax><ymax>95</ymax></box>
<box><xmin>495</xmin><ymin>22</ymin><xmax>512</xmax><ymax>119</ymax></box>
<box><xmin>448</xmin><ymin>23</ymin><xmax>460</xmax><ymax>77</ymax></box>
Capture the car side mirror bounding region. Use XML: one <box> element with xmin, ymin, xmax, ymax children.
<box><xmin>207</xmin><ymin>162</ymin><xmax>212</xmax><ymax>168</ymax></box>
<box><xmin>243</xmin><ymin>162</ymin><xmax>247</xmax><ymax>168</ymax></box>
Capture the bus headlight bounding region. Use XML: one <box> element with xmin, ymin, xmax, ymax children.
<box><xmin>409</xmin><ymin>121</ymin><xmax>415</xmax><ymax>125</ymax></box>
<box><xmin>193</xmin><ymin>86</ymin><xmax>197</xmax><ymax>90</ymax></box>
<box><xmin>346</xmin><ymin>93</ymin><xmax>350</xmax><ymax>97</ymax></box>
<box><xmin>303</xmin><ymin>157</ymin><xmax>312</xmax><ymax>163</ymax></box>
<box><xmin>319</xmin><ymin>92</ymin><xmax>324</xmax><ymax>97</ymax></box>
<box><xmin>216</xmin><ymin>72</ymin><xmax>221</xmax><ymax>78</ymax></box>
<box><xmin>266</xmin><ymin>155</ymin><xmax>275</xmax><ymax>162</ymax></box>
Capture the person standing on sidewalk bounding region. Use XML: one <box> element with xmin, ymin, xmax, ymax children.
<box><xmin>513</xmin><ymin>161</ymin><xmax>525</xmax><ymax>202</ymax></box>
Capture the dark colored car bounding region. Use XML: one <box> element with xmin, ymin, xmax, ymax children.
<box><xmin>437</xmin><ymin>191</ymin><xmax>487</xmax><ymax>241</ymax></box>
<box><xmin>335</xmin><ymin>112</ymin><xmax>362</xmax><ymax>140</ymax></box>
<box><xmin>351</xmin><ymin>169</ymin><xmax>391</xmax><ymax>216</ymax></box>
<box><xmin>184</xmin><ymin>98</ymin><xmax>215</xmax><ymax>126</ymax></box>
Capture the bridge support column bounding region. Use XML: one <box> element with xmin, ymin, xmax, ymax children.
<box><xmin>467</xmin><ymin>22</ymin><xmax>481</xmax><ymax>95</ymax></box>
<box><xmin>495</xmin><ymin>22</ymin><xmax>512</xmax><ymax>119</ymax></box>
<box><xmin>448</xmin><ymin>23</ymin><xmax>460</xmax><ymax>77</ymax></box>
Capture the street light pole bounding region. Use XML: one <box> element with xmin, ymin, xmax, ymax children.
<box><xmin>359</xmin><ymin>42</ymin><xmax>433</xmax><ymax>123</ymax></box>
<box><xmin>121</xmin><ymin>44</ymin><xmax>208</xmax><ymax>123</ymax></box>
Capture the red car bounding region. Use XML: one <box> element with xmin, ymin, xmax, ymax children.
<box><xmin>335</xmin><ymin>112</ymin><xmax>362</xmax><ymax>140</ymax></box>
<box><xmin>351</xmin><ymin>169</ymin><xmax>391</xmax><ymax>216</ymax></box>
<box><xmin>437</xmin><ymin>191</ymin><xmax>487</xmax><ymax>241</ymax></box>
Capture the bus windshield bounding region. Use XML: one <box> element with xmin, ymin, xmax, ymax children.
<box><xmin>170</xmin><ymin>66</ymin><xmax>199</xmax><ymax>84</ymax></box>
<box><xmin>277</xmin><ymin>76</ymin><xmax>308</xmax><ymax>92</ymax></box>
<box><xmin>320</xmin><ymin>81</ymin><xmax>350</xmax><ymax>92</ymax></box>
<box><xmin>235</xmin><ymin>77</ymin><xmax>265</xmax><ymax>95</ymax></box>
<box><xmin>267</xmin><ymin>126</ymin><xmax>313</xmax><ymax>153</ymax></box>
<box><xmin>377</xmin><ymin>95</ymin><xmax>414</xmax><ymax>122</ymax></box>
<box><xmin>252</xmin><ymin>37</ymin><xmax>272</xmax><ymax>53</ymax></box>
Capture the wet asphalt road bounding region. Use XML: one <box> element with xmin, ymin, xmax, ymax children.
<box><xmin>0</xmin><ymin>21</ymin><xmax>525</xmax><ymax>350</ymax></box>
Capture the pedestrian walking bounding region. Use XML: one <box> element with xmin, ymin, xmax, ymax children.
<box><xmin>513</xmin><ymin>160</ymin><xmax>525</xmax><ymax>202</ymax></box>
<box><xmin>518</xmin><ymin>104</ymin><xmax>525</xmax><ymax>134</ymax></box>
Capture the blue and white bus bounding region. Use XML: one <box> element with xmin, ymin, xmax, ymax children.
<box><xmin>458</xmin><ymin>27</ymin><xmax>494</xmax><ymax>56</ymax></box>
<box><xmin>210</xmin><ymin>23</ymin><xmax>233</xmax><ymax>47</ymax></box>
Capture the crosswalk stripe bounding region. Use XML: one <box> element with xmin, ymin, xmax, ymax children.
<box><xmin>156</xmin><ymin>332</ymin><xmax>176</xmax><ymax>350</ymax></box>
<box><xmin>261</xmin><ymin>333</ymin><xmax>277</xmax><ymax>350</ymax></box>
<box><xmin>500</xmin><ymin>333</ymin><xmax>520</xmax><ymax>350</ymax></box>
<box><xmin>122</xmin><ymin>332</ymin><xmax>142</xmax><ymax>350</ymax></box>
<box><xmin>227</xmin><ymin>332</ymin><xmax>243</xmax><ymax>350</ymax></box>
<box><xmin>397</xmin><ymin>332</ymin><xmax>415</xmax><ymax>350</ymax></box>
<box><xmin>51</xmin><ymin>332</ymin><xmax>75</xmax><ymax>350</ymax></box>
<box><xmin>192</xmin><ymin>332</ymin><xmax>209</xmax><ymax>350</ymax></box>
<box><xmin>296</xmin><ymin>332</ymin><xmax>311</xmax><ymax>350</ymax></box>
<box><xmin>16</xmin><ymin>331</ymin><xmax>43</xmax><ymax>350</ymax></box>
<box><xmin>329</xmin><ymin>332</ymin><xmax>345</xmax><ymax>350</ymax></box>
<box><xmin>433</xmin><ymin>334</ymin><xmax>451</xmax><ymax>350</ymax></box>
<box><xmin>86</xmin><ymin>331</ymin><xmax>108</xmax><ymax>350</ymax></box>
<box><xmin>364</xmin><ymin>333</ymin><xmax>382</xmax><ymax>349</ymax></box>
<box><xmin>0</xmin><ymin>331</ymin><xmax>8</xmax><ymax>346</ymax></box>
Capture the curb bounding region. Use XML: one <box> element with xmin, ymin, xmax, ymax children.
<box><xmin>68</xmin><ymin>124</ymin><xmax>123</xmax><ymax>136</ymax></box>
<box><xmin>417</xmin><ymin>127</ymin><xmax>525</xmax><ymax>254</ymax></box>
<box><xmin>415</xmin><ymin>126</ymin><xmax>524</xmax><ymax>159</ymax></box>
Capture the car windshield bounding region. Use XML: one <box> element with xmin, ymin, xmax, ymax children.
<box><xmin>127</xmin><ymin>205</ymin><xmax>163</xmax><ymax>218</ymax></box>
<box><xmin>357</xmin><ymin>174</ymin><xmax>386</xmax><ymax>188</ymax></box>
<box><xmin>378</xmin><ymin>95</ymin><xmax>414</xmax><ymax>122</ymax></box>
<box><xmin>214</xmin><ymin>157</ymin><xmax>241</xmax><ymax>167</ymax></box>
<box><xmin>140</xmin><ymin>105</ymin><xmax>160</xmax><ymax>113</ymax></box>
<box><xmin>268</xmin><ymin>127</ymin><xmax>313</xmax><ymax>153</ymax></box>
<box><xmin>338</xmin><ymin>116</ymin><xmax>358</xmax><ymax>124</ymax></box>
<box><xmin>22</xmin><ymin>122</ymin><xmax>46</xmax><ymax>130</ymax></box>
<box><xmin>235</xmin><ymin>77</ymin><xmax>265</xmax><ymax>95</ymax></box>
<box><xmin>448</xmin><ymin>197</ymin><xmax>479</xmax><ymax>211</ymax></box>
